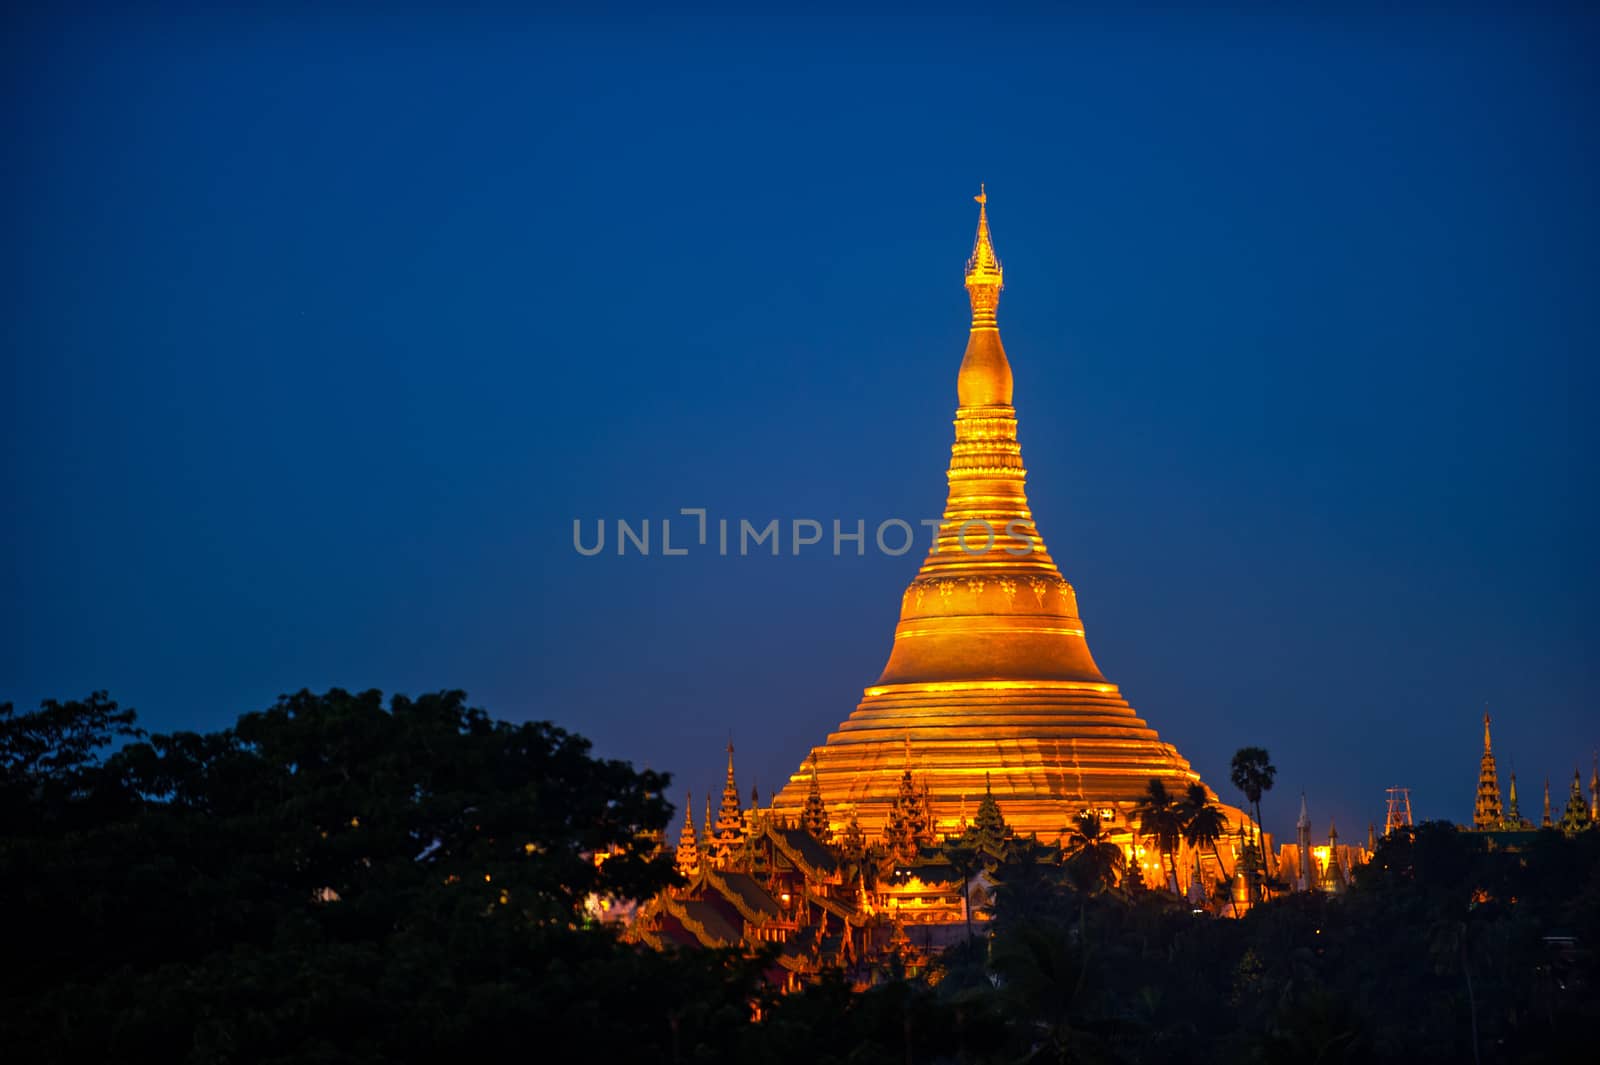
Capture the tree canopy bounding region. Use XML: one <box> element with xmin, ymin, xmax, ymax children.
<box><xmin>0</xmin><ymin>689</ymin><xmax>723</xmax><ymax>1063</ymax></box>
<box><xmin>5</xmin><ymin>695</ymin><xmax>1597</xmax><ymax>1064</ymax></box>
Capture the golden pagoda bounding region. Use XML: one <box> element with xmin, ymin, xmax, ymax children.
<box><xmin>772</xmin><ymin>190</ymin><xmax>1244</xmax><ymax>845</ymax></box>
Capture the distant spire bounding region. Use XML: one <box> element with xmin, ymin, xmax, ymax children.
<box><xmin>745</xmin><ymin>778</ymin><xmax>762</xmax><ymax>836</ymax></box>
<box><xmin>1590</xmin><ymin>749</ymin><xmax>1598</xmax><ymax>822</ymax></box>
<box><xmin>802</xmin><ymin>753</ymin><xmax>832</xmax><ymax>843</ymax></box>
<box><xmin>1295</xmin><ymin>793</ymin><xmax>1312</xmax><ymax>892</ymax></box>
<box><xmin>1474</xmin><ymin>711</ymin><xmax>1502</xmax><ymax>830</ymax></box>
<box><xmin>1367</xmin><ymin>822</ymin><xmax>1377</xmax><ymax>852</ymax></box>
<box><xmin>1543</xmin><ymin>776</ymin><xmax>1552</xmax><ymax>828</ymax></box>
<box><xmin>1506</xmin><ymin>771</ymin><xmax>1523</xmax><ymax>827</ymax></box>
<box><xmin>1560</xmin><ymin>768</ymin><xmax>1593</xmax><ymax>835</ymax></box>
<box><xmin>714</xmin><ymin>739</ymin><xmax>745</xmax><ymax>864</ymax></box>
<box><xmin>1323</xmin><ymin>821</ymin><xmax>1345</xmax><ymax>892</ymax></box>
<box><xmin>676</xmin><ymin>791</ymin><xmax>700</xmax><ymax>877</ymax></box>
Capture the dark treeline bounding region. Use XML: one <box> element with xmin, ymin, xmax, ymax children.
<box><xmin>2</xmin><ymin>691</ymin><xmax>1595</xmax><ymax>1064</ymax></box>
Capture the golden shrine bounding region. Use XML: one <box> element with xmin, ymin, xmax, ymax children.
<box><xmin>770</xmin><ymin>189</ymin><xmax>1249</xmax><ymax>851</ymax></box>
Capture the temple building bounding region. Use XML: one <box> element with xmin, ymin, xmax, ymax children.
<box><xmin>1468</xmin><ymin>715</ymin><xmax>1595</xmax><ymax>837</ymax></box>
<box><xmin>628</xmin><ymin>193</ymin><xmax>1296</xmax><ymax>983</ymax></box>
<box><xmin>1276</xmin><ymin>792</ymin><xmax>1368</xmax><ymax>893</ymax></box>
<box><xmin>630</xmin><ymin>812</ymin><xmax>880</xmax><ymax>992</ymax></box>
<box><xmin>767</xmin><ymin>190</ymin><xmax>1252</xmax><ymax>894</ymax></box>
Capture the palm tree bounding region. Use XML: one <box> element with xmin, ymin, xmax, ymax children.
<box><xmin>987</xmin><ymin>922</ymin><xmax>1102</xmax><ymax>1063</ymax></box>
<box><xmin>1230</xmin><ymin>746</ymin><xmax>1277</xmax><ymax>894</ymax></box>
<box><xmin>1179</xmin><ymin>782</ymin><xmax>1238</xmax><ymax>917</ymax></box>
<box><xmin>1061</xmin><ymin>810</ymin><xmax>1125</xmax><ymax>941</ymax></box>
<box><xmin>941</xmin><ymin>837</ymin><xmax>979</xmax><ymax>943</ymax></box>
<box><xmin>1133</xmin><ymin>779</ymin><xmax>1182</xmax><ymax>894</ymax></box>
<box><xmin>996</xmin><ymin>835</ymin><xmax>1056</xmax><ymax>922</ymax></box>
<box><xmin>1061</xmin><ymin>810</ymin><xmax>1124</xmax><ymax>895</ymax></box>
<box><xmin>1229</xmin><ymin>747</ymin><xmax>1277</xmax><ymax>843</ymax></box>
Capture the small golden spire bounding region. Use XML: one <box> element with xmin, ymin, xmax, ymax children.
<box><xmin>965</xmin><ymin>184</ymin><xmax>1004</xmax><ymax>308</ymax></box>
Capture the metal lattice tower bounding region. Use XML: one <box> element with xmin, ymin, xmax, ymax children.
<box><xmin>1384</xmin><ymin>786</ymin><xmax>1413</xmax><ymax>836</ymax></box>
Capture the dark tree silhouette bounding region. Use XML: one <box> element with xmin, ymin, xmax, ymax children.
<box><xmin>1134</xmin><ymin>778</ymin><xmax>1183</xmax><ymax>893</ymax></box>
<box><xmin>1230</xmin><ymin>746</ymin><xmax>1277</xmax><ymax>892</ymax></box>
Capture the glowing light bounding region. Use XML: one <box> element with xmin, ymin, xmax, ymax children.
<box><xmin>759</xmin><ymin>191</ymin><xmax>1249</xmax><ymax>848</ymax></box>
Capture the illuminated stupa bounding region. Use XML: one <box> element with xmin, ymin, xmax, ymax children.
<box><xmin>772</xmin><ymin>189</ymin><xmax>1239</xmax><ymax>842</ymax></box>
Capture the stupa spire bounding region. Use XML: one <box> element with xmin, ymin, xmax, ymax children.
<box><xmin>965</xmin><ymin>185</ymin><xmax>1003</xmax><ymax>312</ymax></box>
<box><xmin>1560</xmin><ymin>769</ymin><xmax>1593</xmax><ymax>834</ymax></box>
<box><xmin>957</xmin><ymin>184</ymin><xmax>1013</xmax><ymax>406</ymax></box>
<box><xmin>801</xmin><ymin>754</ymin><xmax>832</xmax><ymax>843</ymax></box>
<box><xmin>1323</xmin><ymin>820</ymin><xmax>1345</xmax><ymax>892</ymax></box>
<box><xmin>713</xmin><ymin>739</ymin><xmax>745</xmax><ymax>864</ymax></box>
<box><xmin>771</xmin><ymin>193</ymin><xmax>1223</xmax><ymax>845</ymax></box>
<box><xmin>1590</xmin><ymin>750</ymin><xmax>1598</xmax><ymax>821</ymax></box>
<box><xmin>1474</xmin><ymin>711</ymin><xmax>1502</xmax><ymax>829</ymax></box>
<box><xmin>676</xmin><ymin>791</ymin><xmax>700</xmax><ymax>877</ymax></box>
<box><xmin>1295</xmin><ymin>792</ymin><xmax>1312</xmax><ymax>891</ymax></box>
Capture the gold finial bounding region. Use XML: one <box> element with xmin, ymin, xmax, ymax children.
<box><xmin>964</xmin><ymin>184</ymin><xmax>1003</xmax><ymax>337</ymax></box>
<box><xmin>966</xmin><ymin>189</ymin><xmax>1002</xmax><ymax>287</ymax></box>
<box><xmin>956</xmin><ymin>185</ymin><xmax>1013</xmax><ymax>404</ymax></box>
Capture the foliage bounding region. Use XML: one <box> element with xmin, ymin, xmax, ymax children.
<box><xmin>1229</xmin><ymin>746</ymin><xmax>1277</xmax><ymax>839</ymax></box>
<box><xmin>1062</xmin><ymin>809</ymin><xmax>1125</xmax><ymax>898</ymax></box>
<box><xmin>8</xmin><ymin>697</ymin><xmax>1598</xmax><ymax>1063</ymax></box>
<box><xmin>1133</xmin><ymin>778</ymin><xmax>1183</xmax><ymax>893</ymax></box>
<box><xmin>1181</xmin><ymin>783</ymin><xmax>1239</xmax><ymax>917</ymax></box>
<box><xmin>0</xmin><ymin>689</ymin><xmax>716</xmax><ymax>1064</ymax></box>
<box><xmin>0</xmin><ymin>692</ymin><xmax>143</xmax><ymax>832</ymax></box>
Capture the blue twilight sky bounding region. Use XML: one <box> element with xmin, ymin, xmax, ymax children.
<box><xmin>5</xmin><ymin>9</ymin><xmax>1596</xmax><ymax>841</ymax></box>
